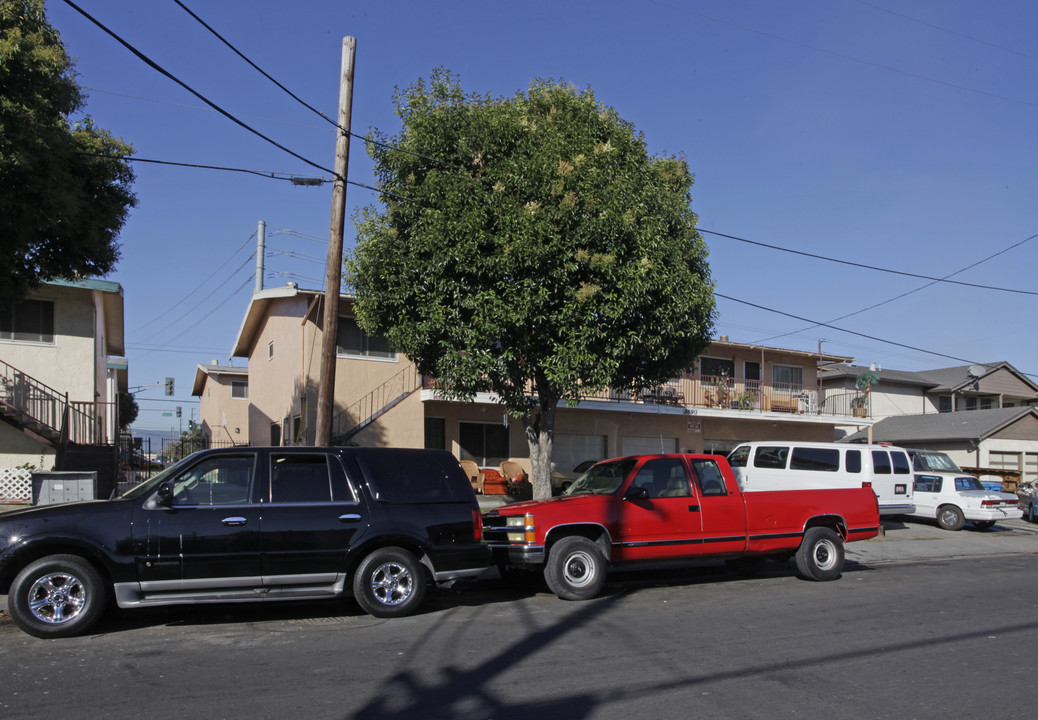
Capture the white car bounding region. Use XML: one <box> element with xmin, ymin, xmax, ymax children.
<box><xmin>907</xmin><ymin>449</ymin><xmax>1019</xmax><ymax>531</ymax></box>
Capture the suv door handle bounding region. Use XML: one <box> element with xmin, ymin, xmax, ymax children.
<box><xmin>222</xmin><ymin>516</ymin><xmax>248</xmax><ymax>526</ymax></box>
<box><xmin>339</xmin><ymin>514</ymin><xmax>362</xmax><ymax>522</ymax></box>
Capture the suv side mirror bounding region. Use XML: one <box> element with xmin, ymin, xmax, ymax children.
<box><xmin>156</xmin><ymin>482</ymin><xmax>174</xmax><ymax>506</ymax></box>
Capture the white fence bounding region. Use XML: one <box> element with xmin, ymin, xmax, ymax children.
<box><xmin>0</xmin><ymin>468</ymin><xmax>33</xmax><ymax>504</ymax></box>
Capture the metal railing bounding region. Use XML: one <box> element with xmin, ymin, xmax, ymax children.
<box><xmin>329</xmin><ymin>362</ymin><xmax>423</xmax><ymax>443</ymax></box>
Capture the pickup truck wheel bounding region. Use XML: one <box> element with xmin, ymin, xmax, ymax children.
<box><xmin>8</xmin><ymin>555</ymin><xmax>107</xmax><ymax>639</ymax></box>
<box><xmin>545</xmin><ymin>536</ymin><xmax>606</xmax><ymax>600</ymax></box>
<box><xmin>936</xmin><ymin>505</ymin><xmax>965</xmax><ymax>531</ymax></box>
<box><xmin>353</xmin><ymin>547</ymin><xmax>426</xmax><ymax>618</ymax></box>
<box><xmin>795</xmin><ymin>528</ymin><xmax>844</xmax><ymax>582</ymax></box>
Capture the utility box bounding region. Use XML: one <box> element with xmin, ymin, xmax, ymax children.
<box><xmin>32</xmin><ymin>471</ymin><xmax>97</xmax><ymax>505</ymax></box>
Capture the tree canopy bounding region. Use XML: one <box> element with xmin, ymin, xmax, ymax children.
<box><xmin>0</xmin><ymin>0</ymin><xmax>136</xmax><ymax>309</ymax></box>
<box><xmin>347</xmin><ymin>70</ymin><xmax>715</xmax><ymax>497</ymax></box>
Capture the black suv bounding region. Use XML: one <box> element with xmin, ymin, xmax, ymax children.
<box><xmin>0</xmin><ymin>447</ymin><xmax>489</xmax><ymax>638</ymax></box>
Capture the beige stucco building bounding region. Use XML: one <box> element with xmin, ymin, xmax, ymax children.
<box><xmin>192</xmin><ymin>363</ymin><xmax>250</xmax><ymax>447</ymax></box>
<box><xmin>218</xmin><ymin>284</ymin><xmax>862</xmax><ymax>475</ymax></box>
<box><xmin>0</xmin><ymin>278</ymin><xmax>126</xmax><ymax>471</ymax></box>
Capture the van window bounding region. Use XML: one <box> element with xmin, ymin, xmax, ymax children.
<box><xmin>789</xmin><ymin>447</ymin><xmax>840</xmax><ymax>472</ymax></box>
<box><xmin>891</xmin><ymin>451</ymin><xmax>911</xmax><ymax>475</ymax></box>
<box><xmin>754</xmin><ymin>446</ymin><xmax>789</xmax><ymax>470</ymax></box>
<box><xmin>872</xmin><ymin>451</ymin><xmax>892</xmax><ymax>474</ymax></box>
<box><xmin>727</xmin><ymin>446</ymin><xmax>750</xmax><ymax>468</ymax></box>
<box><xmin>846</xmin><ymin>450</ymin><xmax>861</xmax><ymax>473</ymax></box>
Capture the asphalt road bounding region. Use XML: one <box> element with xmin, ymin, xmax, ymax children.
<box><xmin>1</xmin><ymin>527</ymin><xmax>1036</xmax><ymax>720</ymax></box>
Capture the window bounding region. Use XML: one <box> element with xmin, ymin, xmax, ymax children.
<box><xmin>171</xmin><ymin>455</ymin><xmax>254</xmax><ymax>505</ymax></box>
<box><xmin>270</xmin><ymin>422</ymin><xmax>281</xmax><ymax>446</ymax></box>
<box><xmin>424</xmin><ymin>417</ymin><xmax>445</xmax><ymax>450</ymax></box>
<box><xmin>846</xmin><ymin>450</ymin><xmax>862</xmax><ymax>473</ymax></box>
<box><xmin>459</xmin><ymin>422</ymin><xmax>509</xmax><ymax>466</ymax></box>
<box><xmin>270</xmin><ymin>454</ymin><xmax>334</xmax><ymax>503</ymax></box>
<box><xmin>891</xmin><ymin>451</ymin><xmax>911</xmax><ymax>475</ymax></box>
<box><xmin>772</xmin><ymin>364</ymin><xmax>803</xmax><ymax>387</ymax></box>
<box><xmin>727</xmin><ymin>446</ymin><xmax>750</xmax><ymax>468</ymax></box>
<box><xmin>268</xmin><ymin>341</ymin><xmax>274</xmax><ymax>360</ymax></box>
<box><xmin>938</xmin><ymin>396</ymin><xmax>952</xmax><ymax>413</ymax></box>
<box><xmin>915</xmin><ymin>476</ymin><xmax>942</xmax><ymax>493</ymax></box>
<box><xmin>692</xmin><ymin>458</ymin><xmax>728</xmax><ymax>496</ymax></box>
<box><xmin>754</xmin><ymin>446</ymin><xmax>789</xmax><ymax>470</ymax></box>
<box><xmin>1</xmin><ymin>298</ymin><xmax>54</xmax><ymax>343</ymax></box>
<box><xmin>700</xmin><ymin>356</ymin><xmax>734</xmax><ymax>381</ymax></box>
<box><xmin>872</xmin><ymin>451</ymin><xmax>892</xmax><ymax>474</ymax></box>
<box><xmin>337</xmin><ymin>315</ymin><xmax>394</xmax><ymax>359</ymax></box>
<box><xmin>231</xmin><ymin>380</ymin><xmax>248</xmax><ymax>399</ymax></box>
<box><xmin>790</xmin><ymin>447</ymin><xmax>840</xmax><ymax>472</ymax></box>
<box><xmin>629</xmin><ymin>458</ymin><xmax>690</xmax><ymax>498</ymax></box>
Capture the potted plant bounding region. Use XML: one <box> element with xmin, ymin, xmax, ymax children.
<box><xmin>853</xmin><ymin>371</ymin><xmax>880</xmax><ymax>418</ymax></box>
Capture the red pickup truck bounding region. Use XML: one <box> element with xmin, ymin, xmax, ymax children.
<box><xmin>482</xmin><ymin>454</ymin><xmax>880</xmax><ymax>600</ymax></box>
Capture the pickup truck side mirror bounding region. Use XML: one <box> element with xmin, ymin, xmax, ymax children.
<box><xmin>624</xmin><ymin>486</ymin><xmax>649</xmax><ymax>501</ymax></box>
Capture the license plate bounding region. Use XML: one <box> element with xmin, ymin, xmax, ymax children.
<box><xmin>894</xmin><ymin>484</ymin><xmax>907</xmax><ymax>495</ymax></box>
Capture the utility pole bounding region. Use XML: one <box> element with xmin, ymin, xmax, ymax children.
<box><xmin>315</xmin><ymin>36</ymin><xmax>356</xmax><ymax>446</ymax></box>
<box><xmin>255</xmin><ymin>220</ymin><xmax>266</xmax><ymax>294</ymax></box>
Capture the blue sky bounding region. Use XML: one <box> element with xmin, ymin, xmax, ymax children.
<box><xmin>44</xmin><ymin>0</ymin><xmax>1038</xmax><ymax>438</ymax></box>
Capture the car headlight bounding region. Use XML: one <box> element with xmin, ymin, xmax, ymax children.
<box><xmin>505</xmin><ymin>514</ymin><xmax>534</xmax><ymax>543</ymax></box>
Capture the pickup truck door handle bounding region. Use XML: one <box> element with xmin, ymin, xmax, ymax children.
<box><xmin>688</xmin><ymin>505</ymin><xmax>700</xmax><ymax>512</ymax></box>
<box><xmin>222</xmin><ymin>516</ymin><xmax>248</xmax><ymax>526</ymax></box>
<box><xmin>339</xmin><ymin>514</ymin><xmax>362</xmax><ymax>522</ymax></box>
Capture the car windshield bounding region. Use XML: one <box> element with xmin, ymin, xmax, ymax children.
<box><xmin>564</xmin><ymin>458</ymin><xmax>637</xmax><ymax>495</ymax></box>
<box><xmin>913</xmin><ymin>452</ymin><xmax>961</xmax><ymax>472</ymax></box>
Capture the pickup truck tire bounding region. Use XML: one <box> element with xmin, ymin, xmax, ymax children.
<box><xmin>936</xmin><ymin>505</ymin><xmax>965</xmax><ymax>531</ymax></box>
<box><xmin>8</xmin><ymin>554</ymin><xmax>107</xmax><ymax>639</ymax></box>
<box><xmin>545</xmin><ymin>536</ymin><xmax>606</xmax><ymax>601</ymax></box>
<box><xmin>352</xmin><ymin>547</ymin><xmax>427</xmax><ymax>618</ymax></box>
<box><xmin>795</xmin><ymin>527</ymin><xmax>844</xmax><ymax>582</ymax></box>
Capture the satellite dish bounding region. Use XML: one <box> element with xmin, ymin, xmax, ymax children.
<box><xmin>967</xmin><ymin>364</ymin><xmax>986</xmax><ymax>378</ymax></box>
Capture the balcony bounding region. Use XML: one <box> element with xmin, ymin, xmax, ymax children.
<box><xmin>421</xmin><ymin>372</ymin><xmax>865</xmax><ymax>421</ymax></box>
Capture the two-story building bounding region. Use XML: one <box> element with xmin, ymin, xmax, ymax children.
<box><xmin>216</xmin><ymin>283</ymin><xmax>865</xmax><ymax>478</ymax></box>
<box><xmin>191</xmin><ymin>362</ymin><xmax>250</xmax><ymax>447</ymax></box>
<box><xmin>0</xmin><ymin>279</ymin><xmax>127</xmax><ymax>500</ymax></box>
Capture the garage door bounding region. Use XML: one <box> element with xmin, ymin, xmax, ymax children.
<box><xmin>552</xmin><ymin>434</ymin><xmax>607</xmax><ymax>473</ymax></box>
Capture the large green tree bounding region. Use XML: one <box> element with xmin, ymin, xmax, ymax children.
<box><xmin>348</xmin><ymin>71</ymin><xmax>715</xmax><ymax>498</ymax></box>
<box><xmin>0</xmin><ymin>0</ymin><xmax>136</xmax><ymax>309</ymax></box>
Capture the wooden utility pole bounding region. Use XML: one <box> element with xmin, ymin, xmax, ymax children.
<box><xmin>315</xmin><ymin>36</ymin><xmax>356</xmax><ymax>446</ymax></box>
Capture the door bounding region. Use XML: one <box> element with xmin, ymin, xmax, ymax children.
<box><xmin>615</xmin><ymin>457</ymin><xmax>703</xmax><ymax>561</ymax></box>
<box><xmin>259</xmin><ymin>451</ymin><xmax>366</xmax><ymax>586</ymax></box>
<box><xmin>689</xmin><ymin>457</ymin><xmax>748</xmax><ymax>555</ymax></box>
<box><xmin>133</xmin><ymin>452</ymin><xmax>261</xmax><ymax>592</ymax></box>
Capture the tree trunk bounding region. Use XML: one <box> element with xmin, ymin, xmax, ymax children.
<box><xmin>523</xmin><ymin>394</ymin><xmax>557</xmax><ymax>500</ymax></box>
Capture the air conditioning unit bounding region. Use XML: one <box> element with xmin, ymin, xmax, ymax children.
<box><xmin>797</xmin><ymin>391</ymin><xmax>819</xmax><ymax>414</ymax></box>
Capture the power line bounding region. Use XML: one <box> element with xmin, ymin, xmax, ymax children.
<box><xmin>700</xmin><ymin>228</ymin><xmax>1038</xmax><ymax>296</ymax></box>
<box><xmin>62</xmin><ymin>0</ymin><xmax>337</xmax><ymax>178</ymax></box>
<box><xmin>753</xmin><ymin>231</ymin><xmax>1038</xmax><ymax>343</ymax></box>
<box><xmin>77</xmin><ymin>151</ymin><xmax>328</xmax><ymax>184</ymax></box>
<box><xmin>853</xmin><ymin>0</ymin><xmax>1038</xmax><ymax>62</ymax></box>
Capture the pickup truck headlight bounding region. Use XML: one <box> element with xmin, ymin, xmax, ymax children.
<box><xmin>505</xmin><ymin>513</ymin><xmax>535</xmax><ymax>543</ymax></box>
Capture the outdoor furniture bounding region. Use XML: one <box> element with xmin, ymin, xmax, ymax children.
<box><xmin>481</xmin><ymin>468</ymin><xmax>509</xmax><ymax>495</ymax></box>
<box><xmin>459</xmin><ymin>460</ymin><xmax>484</xmax><ymax>494</ymax></box>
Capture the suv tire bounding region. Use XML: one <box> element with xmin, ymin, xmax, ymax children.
<box><xmin>353</xmin><ymin>547</ymin><xmax>427</xmax><ymax>618</ymax></box>
<box><xmin>9</xmin><ymin>554</ymin><xmax>107</xmax><ymax>639</ymax></box>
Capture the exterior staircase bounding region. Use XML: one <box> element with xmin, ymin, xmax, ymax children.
<box><xmin>330</xmin><ymin>363</ymin><xmax>423</xmax><ymax>445</ymax></box>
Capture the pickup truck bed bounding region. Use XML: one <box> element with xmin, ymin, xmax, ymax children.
<box><xmin>483</xmin><ymin>453</ymin><xmax>880</xmax><ymax>600</ymax></box>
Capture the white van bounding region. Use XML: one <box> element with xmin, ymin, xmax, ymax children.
<box><xmin>727</xmin><ymin>441</ymin><xmax>914</xmax><ymax>516</ymax></box>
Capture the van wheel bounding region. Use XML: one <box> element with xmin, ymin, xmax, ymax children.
<box><xmin>795</xmin><ymin>527</ymin><xmax>844</xmax><ymax>582</ymax></box>
<box><xmin>8</xmin><ymin>555</ymin><xmax>107</xmax><ymax>638</ymax></box>
<box><xmin>545</xmin><ymin>536</ymin><xmax>606</xmax><ymax>600</ymax></box>
<box><xmin>937</xmin><ymin>505</ymin><xmax>965</xmax><ymax>531</ymax></box>
<box><xmin>352</xmin><ymin>547</ymin><xmax>426</xmax><ymax>618</ymax></box>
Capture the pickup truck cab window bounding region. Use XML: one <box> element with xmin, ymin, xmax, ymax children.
<box><xmin>565</xmin><ymin>458</ymin><xmax>637</xmax><ymax>495</ymax></box>
<box><xmin>629</xmin><ymin>458</ymin><xmax>690</xmax><ymax>498</ymax></box>
<box><xmin>691</xmin><ymin>458</ymin><xmax>728</xmax><ymax>496</ymax></box>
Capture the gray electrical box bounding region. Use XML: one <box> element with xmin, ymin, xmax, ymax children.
<box><xmin>32</xmin><ymin>471</ymin><xmax>97</xmax><ymax>505</ymax></box>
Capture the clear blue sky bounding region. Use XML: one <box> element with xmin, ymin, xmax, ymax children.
<box><xmin>44</xmin><ymin>0</ymin><xmax>1038</xmax><ymax>439</ymax></box>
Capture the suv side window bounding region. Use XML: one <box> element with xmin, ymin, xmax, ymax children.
<box><xmin>270</xmin><ymin>454</ymin><xmax>334</xmax><ymax>504</ymax></box>
<box><xmin>172</xmin><ymin>455</ymin><xmax>254</xmax><ymax>505</ymax></box>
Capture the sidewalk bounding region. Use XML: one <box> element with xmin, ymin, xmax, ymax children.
<box><xmin>848</xmin><ymin>515</ymin><xmax>1038</xmax><ymax>565</ymax></box>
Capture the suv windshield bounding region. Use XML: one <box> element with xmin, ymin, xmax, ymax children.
<box><xmin>565</xmin><ymin>458</ymin><xmax>637</xmax><ymax>495</ymax></box>
<box><xmin>912</xmin><ymin>452</ymin><xmax>961</xmax><ymax>473</ymax></box>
